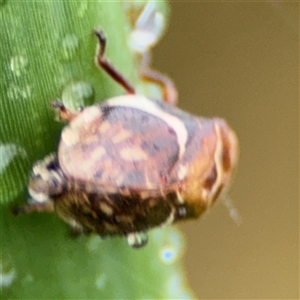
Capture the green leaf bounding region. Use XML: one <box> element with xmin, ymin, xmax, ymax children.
<box><xmin>1</xmin><ymin>1</ymin><xmax>195</xmax><ymax>299</ymax></box>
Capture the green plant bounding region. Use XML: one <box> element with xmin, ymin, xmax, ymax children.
<box><xmin>1</xmin><ymin>1</ymin><xmax>194</xmax><ymax>298</ymax></box>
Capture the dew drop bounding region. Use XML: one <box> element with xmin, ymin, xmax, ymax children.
<box><xmin>10</xmin><ymin>55</ymin><xmax>28</xmax><ymax>77</ymax></box>
<box><xmin>61</xmin><ymin>81</ymin><xmax>95</xmax><ymax>112</ymax></box>
<box><xmin>7</xmin><ymin>84</ymin><xmax>32</xmax><ymax>100</ymax></box>
<box><xmin>95</xmin><ymin>273</ymin><xmax>107</xmax><ymax>289</ymax></box>
<box><xmin>25</xmin><ymin>274</ymin><xmax>34</xmax><ymax>282</ymax></box>
<box><xmin>0</xmin><ymin>143</ymin><xmax>27</xmax><ymax>175</ymax></box>
<box><xmin>20</xmin><ymin>84</ymin><xmax>32</xmax><ymax>99</ymax></box>
<box><xmin>21</xmin><ymin>273</ymin><xmax>34</xmax><ymax>285</ymax></box>
<box><xmin>0</xmin><ymin>255</ymin><xmax>17</xmax><ymax>288</ymax></box>
<box><xmin>6</xmin><ymin>84</ymin><xmax>19</xmax><ymax>101</ymax></box>
<box><xmin>61</xmin><ymin>34</ymin><xmax>79</xmax><ymax>60</ymax></box>
<box><xmin>127</xmin><ymin>232</ymin><xmax>148</xmax><ymax>248</ymax></box>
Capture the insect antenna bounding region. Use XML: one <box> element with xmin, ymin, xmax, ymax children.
<box><xmin>221</xmin><ymin>195</ymin><xmax>243</xmax><ymax>226</ymax></box>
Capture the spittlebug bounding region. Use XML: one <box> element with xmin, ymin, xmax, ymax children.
<box><xmin>14</xmin><ymin>29</ymin><xmax>238</xmax><ymax>248</ymax></box>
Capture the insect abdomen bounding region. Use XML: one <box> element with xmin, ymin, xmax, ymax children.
<box><xmin>53</xmin><ymin>188</ymin><xmax>185</xmax><ymax>236</ymax></box>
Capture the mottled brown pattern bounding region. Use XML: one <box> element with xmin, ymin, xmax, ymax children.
<box><xmin>54</xmin><ymin>98</ymin><xmax>239</xmax><ymax>235</ymax></box>
<box><xmin>17</xmin><ymin>30</ymin><xmax>239</xmax><ymax>248</ymax></box>
<box><xmin>21</xmin><ymin>97</ymin><xmax>238</xmax><ymax>240</ymax></box>
<box><xmin>59</xmin><ymin>105</ymin><xmax>181</xmax><ymax>189</ymax></box>
<box><xmin>53</xmin><ymin>186</ymin><xmax>182</xmax><ymax>236</ymax></box>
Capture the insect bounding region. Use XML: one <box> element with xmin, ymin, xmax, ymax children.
<box><xmin>14</xmin><ymin>29</ymin><xmax>238</xmax><ymax>248</ymax></box>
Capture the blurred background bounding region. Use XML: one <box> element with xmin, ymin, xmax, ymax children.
<box><xmin>153</xmin><ymin>2</ymin><xmax>298</xmax><ymax>299</ymax></box>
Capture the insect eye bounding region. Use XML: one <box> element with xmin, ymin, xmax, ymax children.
<box><xmin>46</xmin><ymin>158</ymin><xmax>59</xmax><ymax>171</ymax></box>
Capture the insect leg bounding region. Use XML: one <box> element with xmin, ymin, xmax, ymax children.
<box><xmin>139</xmin><ymin>52</ymin><xmax>178</xmax><ymax>105</ymax></box>
<box><xmin>51</xmin><ymin>100</ymin><xmax>81</xmax><ymax>122</ymax></box>
<box><xmin>94</xmin><ymin>29</ymin><xmax>135</xmax><ymax>94</ymax></box>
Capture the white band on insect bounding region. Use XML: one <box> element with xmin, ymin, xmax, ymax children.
<box><xmin>107</xmin><ymin>95</ymin><xmax>188</xmax><ymax>158</ymax></box>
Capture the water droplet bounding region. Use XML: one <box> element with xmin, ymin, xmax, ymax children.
<box><xmin>127</xmin><ymin>232</ymin><xmax>148</xmax><ymax>248</ymax></box>
<box><xmin>0</xmin><ymin>143</ymin><xmax>27</xmax><ymax>175</ymax></box>
<box><xmin>0</xmin><ymin>255</ymin><xmax>17</xmax><ymax>288</ymax></box>
<box><xmin>20</xmin><ymin>84</ymin><xmax>32</xmax><ymax>99</ymax></box>
<box><xmin>61</xmin><ymin>34</ymin><xmax>79</xmax><ymax>60</ymax></box>
<box><xmin>61</xmin><ymin>81</ymin><xmax>95</xmax><ymax>111</ymax></box>
<box><xmin>21</xmin><ymin>273</ymin><xmax>34</xmax><ymax>285</ymax></box>
<box><xmin>10</xmin><ymin>55</ymin><xmax>28</xmax><ymax>77</ymax></box>
<box><xmin>6</xmin><ymin>84</ymin><xmax>19</xmax><ymax>101</ymax></box>
<box><xmin>77</xmin><ymin>1</ymin><xmax>88</xmax><ymax>18</ymax></box>
<box><xmin>95</xmin><ymin>273</ymin><xmax>107</xmax><ymax>289</ymax></box>
<box><xmin>25</xmin><ymin>274</ymin><xmax>33</xmax><ymax>282</ymax></box>
<box><xmin>7</xmin><ymin>84</ymin><xmax>32</xmax><ymax>100</ymax></box>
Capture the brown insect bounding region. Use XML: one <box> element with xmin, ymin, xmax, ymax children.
<box><xmin>14</xmin><ymin>29</ymin><xmax>238</xmax><ymax>248</ymax></box>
